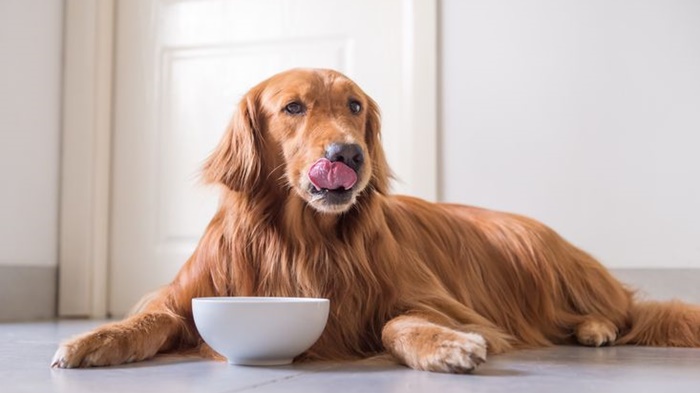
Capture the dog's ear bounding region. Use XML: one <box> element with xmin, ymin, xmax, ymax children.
<box><xmin>202</xmin><ymin>89</ymin><xmax>264</xmax><ymax>192</ymax></box>
<box><xmin>365</xmin><ymin>97</ymin><xmax>392</xmax><ymax>194</ymax></box>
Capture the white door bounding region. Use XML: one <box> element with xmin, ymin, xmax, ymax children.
<box><xmin>110</xmin><ymin>0</ymin><xmax>435</xmax><ymax>316</ymax></box>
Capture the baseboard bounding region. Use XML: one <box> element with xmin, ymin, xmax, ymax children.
<box><xmin>0</xmin><ymin>265</ymin><xmax>57</xmax><ymax>322</ymax></box>
<box><xmin>0</xmin><ymin>266</ymin><xmax>695</xmax><ymax>321</ymax></box>
<box><xmin>611</xmin><ymin>268</ymin><xmax>700</xmax><ymax>304</ymax></box>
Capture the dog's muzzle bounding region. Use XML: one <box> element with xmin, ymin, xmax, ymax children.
<box><xmin>306</xmin><ymin>143</ymin><xmax>364</xmax><ymax>208</ymax></box>
<box><xmin>308</xmin><ymin>158</ymin><xmax>357</xmax><ymax>191</ymax></box>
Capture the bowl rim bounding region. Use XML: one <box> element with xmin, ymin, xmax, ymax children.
<box><xmin>192</xmin><ymin>296</ymin><xmax>329</xmax><ymax>304</ymax></box>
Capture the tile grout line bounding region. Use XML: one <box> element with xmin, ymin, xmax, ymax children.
<box><xmin>221</xmin><ymin>363</ymin><xmax>342</xmax><ymax>393</ymax></box>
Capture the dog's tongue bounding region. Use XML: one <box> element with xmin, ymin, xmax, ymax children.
<box><xmin>308</xmin><ymin>158</ymin><xmax>357</xmax><ymax>190</ymax></box>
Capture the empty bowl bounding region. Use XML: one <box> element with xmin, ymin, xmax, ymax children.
<box><xmin>192</xmin><ymin>297</ymin><xmax>330</xmax><ymax>366</ymax></box>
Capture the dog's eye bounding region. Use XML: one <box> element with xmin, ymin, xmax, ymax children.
<box><xmin>349</xmin><ymin>100</ymin><xmax>362</xmax><ymax>114</ymax></box>
<box><xmin>284</xmin><ymin>102</ymin><xmax>305</xmax><ymax>115</ymax></box>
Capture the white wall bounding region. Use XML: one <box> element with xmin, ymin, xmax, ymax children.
<box><xmin>440</xmin><ymin>0</ymin><xmax>700</xmax><ymax>268</ymax></box>
<box><xmin>0</xmin><ymin>0</ymin><xmax>63</xmax><ymax>268</ymax></box>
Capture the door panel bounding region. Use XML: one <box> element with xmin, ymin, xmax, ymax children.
<box><xmin>111</xmin><ymin>0</ymin><xmax>412</xmax><ymax>315</ymax></box>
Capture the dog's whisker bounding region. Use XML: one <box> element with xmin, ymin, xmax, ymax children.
<box><xmin>265</xmin><ymin>163</ymin><xmax>287</xmax><ymax>183</ymax></box>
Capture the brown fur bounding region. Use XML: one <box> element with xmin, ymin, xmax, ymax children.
<box><xmin>52</xmin><ymin>69</ymin><xmax>700</xmax><ymax>372</ymax></box>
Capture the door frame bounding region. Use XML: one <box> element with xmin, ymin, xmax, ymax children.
<box><xmin>59</xmin><ymin>0</ymin><xmax>437</xmax><ymax>318</ymax></box>
<box><xmin>59</xmin><ymin>0</ymin><xmax>114</xmax><ymax>317</ymax></box>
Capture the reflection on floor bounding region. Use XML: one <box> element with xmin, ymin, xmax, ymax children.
<box><xmin>2</xmin><ymin>320</ymin><xmax>699</xmax><ymax>393</ymax></box>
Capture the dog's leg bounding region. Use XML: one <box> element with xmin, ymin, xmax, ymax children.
<box><xmin>51</xmin><ymin>311</ymin><xmax>183</xmax><ymax>368</ymax></box>
<box><xmin>382</xmin><ymin>313</ymin><xmax>502</xmax><ymax>374</ymax></box>
<box><xmin>575</xmin><ymin>316</ymin><xmax>618</xmax><ymax>347</ymax></box>
<box><xmin>51</xmin><ymin>240</ymin><xmax>221</xmax><ymax>368</ymax></box>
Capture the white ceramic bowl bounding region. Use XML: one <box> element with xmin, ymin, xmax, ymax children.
<box><xmin>192</xmin><ymin>297</ymin><xmax>330</xmax><ymax>366</ymax></box>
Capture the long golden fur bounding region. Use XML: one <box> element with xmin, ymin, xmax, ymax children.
<box><xmin>53</xmin><ymin>69</ymin><xmax>700</xmax><ymax>372</ymax></box>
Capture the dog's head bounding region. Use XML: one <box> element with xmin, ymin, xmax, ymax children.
<box><xmin>203</xmin><ymin>68</ymin><xmax>390</xmax><ymax>214</ymax></box>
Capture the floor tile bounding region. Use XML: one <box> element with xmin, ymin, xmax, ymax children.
<box><xmin>1</xmin><ymin>320</ymin><xmax>699</xmax><ymax>393</ymax></box>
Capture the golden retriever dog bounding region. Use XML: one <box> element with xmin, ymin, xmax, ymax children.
<box><xmin>52</xmin><ymin>68</ymin><xmax>700</xmax><ymax>372</ymax></box>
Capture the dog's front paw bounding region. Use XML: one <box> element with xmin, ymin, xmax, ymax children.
<box><xmin>51</xmin><ymin>340</ymin><xmax>85</xmax><ymax>369</ymax></box>
<box><xmin>416</xmin><ymin>331</ymin><xmax>487</xmax><ymax>373</ymax></box>
<box><xmin>384</xmin><ymin>319</ymin><xmax>489</xmax><ymax>374</ymax></box>
<box><xmin>51</xmin><ymin>329</ymin><xmax>143</xmax><ymax>368</ymax></box>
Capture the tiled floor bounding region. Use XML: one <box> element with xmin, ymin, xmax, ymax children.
<box><xmin>2</xmin><ymin>320</ymin><xmax>699</xmax><ymax>393</ymax></box>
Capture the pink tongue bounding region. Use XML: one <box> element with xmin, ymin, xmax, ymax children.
<box><xmin>308</xmin><ymin>158</ymin><xmax>357</xmax><ymax>190</ymax></box>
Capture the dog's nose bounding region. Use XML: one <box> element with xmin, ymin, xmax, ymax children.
<box><xmin>325</xmin><ymin>143</ymin><xmax>364</xmax><ymax>172</ymax></box>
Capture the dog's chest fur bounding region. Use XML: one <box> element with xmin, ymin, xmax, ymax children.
<box><xmin>227</xmin><ymin>198</ymin><xmax>397</xmax><ymax>358</ymax></box>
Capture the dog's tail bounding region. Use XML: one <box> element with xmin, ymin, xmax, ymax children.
<box><xmin>617</xmin><ymin>300</ymin><xmax>700</xmax><ymax>347</ymax></box>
